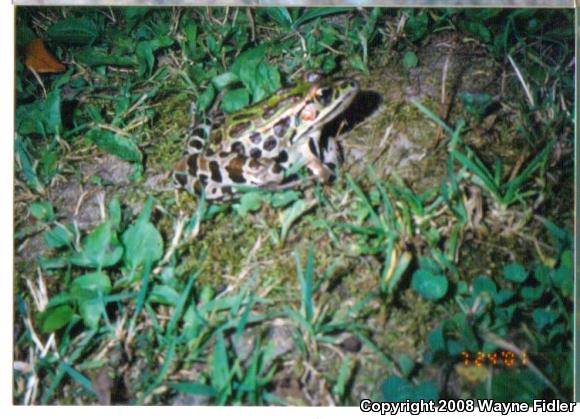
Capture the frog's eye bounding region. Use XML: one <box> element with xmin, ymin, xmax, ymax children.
<box><xmin>300</xmin><ymin>103</ymin><xmax>318</xmax><ymax>121</ymax></box>
<box><xmin>315</xmin><ymin>87</ymin><xmax>333</xmax><ymax>106</ymax></box>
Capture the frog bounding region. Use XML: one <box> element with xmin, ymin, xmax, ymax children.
<box><xmin>172</xmin><ymin>72</ymin><xmax>360</xmax><ymax>201</ymax></box>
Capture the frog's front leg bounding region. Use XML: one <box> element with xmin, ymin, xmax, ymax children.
<box><xmin>298</xmin><ymin>130</ymin><xmax>335</xmax><ymax>181</ymax></box>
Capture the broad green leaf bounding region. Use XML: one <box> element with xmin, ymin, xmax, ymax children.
<box><xmin>30</xmin><ymin>201</ymin><xmax>54</xmax><ymax>222</ymax></box>
<box><xmin>197</xmin><ymin>84</ymin><xmax>215</xmax><ymax>113</ymax></box>
<box><xmin>503</xmin><ymin>263</ymin><xmax>528</xmax><ymax>283</ymax></box>
<box><xmin>76</xmin><ymin>49</ymin><xmax>137</xmax><ymax>67</ymax></box>
<box><xmin>47</xmin><ymin>17</ymin><xmax>99</xmax><ymax>45</ymax></box>
<box><xmin>149</xmin><ymin>284</ymin><xmax>180</xmax><ymax>306</ymax></box>
<box><xmin>380</xmin><ymin>376</ymin><xmax>414</xmax><ymax>402</ymax></box>
<box><xmin>532</xmin><ymin>308</ymin><xmax>559</xmax><ymax>331</ymax></box>
<box><xmin>411</xmin><ymin>269</ymin><xmax>448</xmax><ymax>300</ymax></box>
<box><xmin>232</xmin><ymin>192</ymin><xmax>264</xmax><ymax>216</ymax></box>
<box><xmin>212</xmin><ymin>72</ymin><xmax>239</xmax><ymax>90</ymax></box>
<box><xmin>78</xmin><ymin>298</ymin><xmax>103</xmax><ymax>329</ymax></box>
<box><xmin>69</xmin><ymin>221</ymin><xmax>123</xmax><ymax>268</ymax></box>
<box><xmin>472</xmin><ymin>275</ymin><xmax>496</xmax><ymax>298</ymax></box>
<box><xmin>16</xmin><ymin>89</ymin><xmax>62</xmax><ymax>135</ymax></box>
<box><xmin>41</xmin><ymin>305</ymin><xmax>74</xmax><ymax>333</ymax></box>
<box><xmin>221</xmin><ymin>88</ymin><xmax>250</xmax><ymax>113</ymax></box>
<box><xmin>121</xmin><ymin>196</ymin><xmax>163</xmax><ymax>272</ymax></box>
<box><xmin>71</xmin><ymin>272</ymin><xmax>112</xmax><ymax>298</ymax></box>
<box><xmin>44</xmin><ymin>224</ymin><xmax>74</xmax><ymax>248</ymax></box>
<box><xmin>402</xmin><ymin>51</ymin><xmax>418</xmax><ymax>69</ymax></box>
<box><xmin>85</xmin><ymin>129</ymin><xmax>142</xmax><ymax>162</ymax></box>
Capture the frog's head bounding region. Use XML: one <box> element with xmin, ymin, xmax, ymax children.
<box><xmin>297</xmin><ymin>76</ymin><xmax>360</xmax><ymax>132</ymax></box>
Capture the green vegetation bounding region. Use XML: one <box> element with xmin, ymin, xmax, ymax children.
<box><xmin>14</xmin><ymin>7</ymin><xmax>573</xmax><ymax>405</ymax></box>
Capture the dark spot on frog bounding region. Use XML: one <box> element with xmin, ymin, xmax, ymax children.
<box><xmin>226</xmin><ymin>157</ymin><xmax>248</xmax><ymax>183</ymax></box>
<box><xmin>229</xmin><ymin>121</ymin><xmax>251</xmax><ymax>138</ymax></box>
<box><xmin>308</xmin><ymin>137</ymin><xmax>319</xmax><ymax>157</ymax></box>
<box><xmin>219</xmin><ymin>151</ymin><xmax>230</xmax><ymax>158</ymax></box>
<box><xmin>174</xmin><ymin>173</ymin><xmax>188</xmax><ymax>186</ymax></box>
<box><xmin>188</xmin><ymin>139</ymin><xmax>204</xmax><ymax>151</ymax></box>
<box><xmin>209</xmin><ymin>160</ymin><xmax>222</xmax><ymax>183</ymax></box>
<box><xmin>275</xmin><ymin>150</ymin><xmax>288</xmax><ymax>164</ymax></box>
<box><xmin>222</xmin><ymin>186</ymin><xmax>233</xmax><ymax>195</ymax></box>
<box><xmin>248</xmin><ymin>159</ymin><xmax>262</xmax><ymax>170</ymax></box>
<box><xmin>198</xmin><ymin>174</ymin><xmax>209</xmax><ymax>186</ymax></box>
<box><xmin>187</xmin><ymin>154</ymin><xmax>198</xmax><ymax>175</ymax></box>
<box><xmin>272</xmin><ymin>164</ymin><xmax>284</xmax><ymax>174</ymax></box>
<box><xmin>205</xmin><ymin>149</ymin><xmax>216</xmax><ymax>157</ymax></box>
<box><xmin>250</xmin><ymin>148</ymin><xmax>262</xmax><ymax>159</ymax></box>
<box><xmin>250</xmin><ymin>132</ymin><xmax>261</xmax><ymax>144</ymax></box>
<box><xmin>273</xmin><ymin>116</ymin><xmax>291</xmax><ymax>137</ymax></box>
<box><xmin>263</xmin><ymin>136</ymin><xmax>277</xmax><ymax>151</ymax></box>
<box><xmin>231</xmin><ymin>141</ymin><xmax>245</xmax><ymax>154</ymax></box>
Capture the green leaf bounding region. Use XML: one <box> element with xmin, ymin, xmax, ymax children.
<box><xmin>108</xmin><ymin>197</ymin><xmax>122</xmax><ymax>230</ymax></box>
<box><xmin>532</xmin><ymin>309</ymin><xmax>559</xmax><ymax>331</ymax></box>
<box><xmin>472</xmin><ymin>275</ymin><xmax>496</xmax><ymax>298</ymax></box>
<box><xmin>47</xmin><ymin>17</ymin><xmax>99</xmax><ymax>45</ymax></box>
<box><xmin>121</xmin><ymin>196</ymin><xmax>163</xmax><ymax>272</ymax></box>
<box><xmin>41</xmin><ymin>305</ymin><xmax>74</xmax><ymax>333</ymax></box>
<box><xmin>30</xmin><ymin>201</ymin><xmax>54</xmax><ymax>222</ymax></box>
<box><xmin>270</xmin><ymin>190</ymin><xmax>301</xmax><ymax>208</ymax></box>
<box><xmin>230</xmin><ymin>45</ymin><xmax>281</xmax><ymax>101</ymax></box>
<box><xmin>76</xmin><ymin>49</ymin><xmax>137</xmax><ymax>67</ymax></box>
<box><xmin>405</xmin><ymin>11</ymin><xmax>429</xmax><ymax>42</ymax></box>
<box><xmin>520</xmin><ymin>286</ymin><xmax>543</xmax><ymax>302</ymax></box>
<box><xmin>212</xmin><ymin>72</ymin><xmax>239</xmax><ymax>90</ymax></box>
<box><xmin>16</xmin><ymin>89</ymin><xmax>62</xmax><ymax>135</ymax></box>
<box><xmin>221</xmin><ymin>88</ymin><xmax>250</xmax><ymax>113</ymax></box>
<box><xmin>44</xmin><ymin>224</ymin><xmax>74</xmax><ymax>248</ymax></box>
<box><xmin>397</xmin><ymin>354</ymin><xmax>415</xmax><ymax>378</ymax></box>
<box><xmin>71</xmin><ymin>272</ymin><xmax>112</xmax><ymax>297</ymax></box>
<box><xmin>197</xmin><ymin>84</ymin><xmax>216</xmax><ymax>113</ymax></box>
<box><xmin>168</xmin><ymin>382</ymin><xmax>216</xmax><ymax>397</ymax></box>
<box><xmin>85</xmin><ymin>129</ymin><xmax>142</xmax><ymax>162</ymax></box>
<box><xmin>211</xmin><ymin>332</ymin><xmax>230</xmax><ymax>396</ymax></box>
<box><xmin>232</xmin><ymin>192</ymin><xmax>264</xmax><ymax>216</ymax></box>
<box><xmin>294</xmin><ymin>7</ymin><xmax>351</xmax><ymax>28</ymax></box>
<box><xmin>266</xmin><ymin>8</ymin><xmax>293</xmax><ymax>29</ymax></box>
<box><xmin>149</xmin><ymin>285</ymin><xmax>180</xmax><ymax>306</ymax></box>
<box><xmin>411</xmin><ymin>269</ymin><xmax>448</xmax><ymax>300</ymax></box>
<box><xmin>69</xmin><ymin>221</ymin><xmax>123</xmax><ymax>269</ymax></box>
<box><xmin>503</xmin><ymin>263</ymin><xmax>528</xmax><ymax>283</ymax></box>
<box><xmin>402</xmin><ymin>51</ymin><xmax>418</xmax><ymax>69</ymax></box>
<box><xmin>390</xmin><ymin>376</ymin><xmax>440</xmax><ymax>402</ymax></box>
<box><xmin>492</xmin><ymin>289</ymin><xmax>515</xmax><ymax>305</ymax></box>
<box><xmin>15</xmin><ymin>138</ymin><xmax>42</xmax><ymax>192</ymax></box>
<box><xmin>78</xmin><ymin>298</ymin><xmax>103</xmax><ymax>329</ymax></box>
<box><xmin>280</xmin><ymin>199</ymin><xmax>311</xmax><ymax>244</ymax></box>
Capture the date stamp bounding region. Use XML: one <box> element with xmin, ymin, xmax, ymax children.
<box><xmin>460</xmin><ymin>350</ymin><xmax>527</xmax><ymax>368</ymax></box>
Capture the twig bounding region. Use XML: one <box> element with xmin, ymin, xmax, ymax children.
<box><xmin>507</xmin><ymin>54</ymin><xmax>535</xmax><ymax>107</ymax></box>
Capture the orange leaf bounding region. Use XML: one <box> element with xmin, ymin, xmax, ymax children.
<box><xmin>25</xmin><ymin>38</ymin><xmax>65</xmax><ymax>73</ymax></box>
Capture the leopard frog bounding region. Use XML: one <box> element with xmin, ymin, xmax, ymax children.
<box><xmin>173</xmin><ymin>73</ymin><xmax>359</xmax><ymax>200</ymax></box>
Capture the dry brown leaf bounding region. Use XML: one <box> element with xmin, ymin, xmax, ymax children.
<box><xmin>25</xmin><ymin>38</ymin><xmax>65</xmax><ymax>73</ymax></box>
